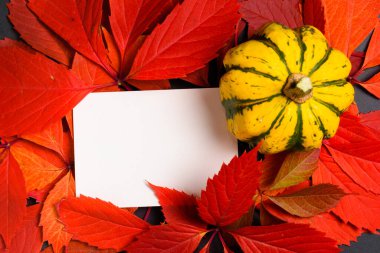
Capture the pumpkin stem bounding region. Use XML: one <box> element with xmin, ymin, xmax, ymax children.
<box><xmin>283</xmin><ymin>73</ymin><xmax>313</xmax><ymax>103</ymax></box>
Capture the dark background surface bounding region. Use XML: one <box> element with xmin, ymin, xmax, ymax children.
<box><xmin>1</xmin><ymin>0</ymin><xmax>380</xmax><ymax>252</ymax></box>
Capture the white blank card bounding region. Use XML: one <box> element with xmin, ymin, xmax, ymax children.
<box><xmin>73</xmin><ymin>88</ymin><xmax>238</xmax><ymax>207</ymax></box>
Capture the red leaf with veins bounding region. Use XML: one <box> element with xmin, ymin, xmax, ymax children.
<box><xmin>128</xmin><ymin>0</ymin><xmax>240</xmax><ymax>80</ymax></box>
<box><xmin>240</xmin><ymin>0</ymin><xmax>303</xmax><ymax>35</ymax></box>
<box><xmin>197</xmin><ymin>148</ymin><xmax>261</xmax><ymax>227</ymax></box>
<box><xmin>28</xmin><ymin>0</ymin><xmax>114</xmax><ymax>75</ymax></box>
<box><xmin>0</xmin><ymin>150</ymin><xmax>26</xmax><ymax>248</ymax></box>
<box><xmin>360</xmin><ymin>110</ymin><xmax>380</xmax><ymax>133</ymax></box>
<box><xmin>315</xmin><ymin>148</ymin><xmax>380</xmax><ymax>232</ymax></box>
<box><xmin>263</xmin><ymin>201</ymin><xmax>362</xmax><ymax>246</ymax></box>
<box><xmin>127</xmin><ymin>224</ymin><xmax>207</xmax><ymax>253</ymax></box>
<box><xmin>0</xmin><ymin>40</ymin><xmax>95</xmax><ymax>136</ymax></box>
<box><xmin>148</xmin><ymin>183</ymin><xmax>206</xmax><ymax>228</ymax></box>
<box><xmin>306</xmin><ymin>0</ymin><xmax>380</xmax><ymax>57</ymax></box>
<box><xmin>363</xmin><ymin>20</ymin><xmax>380</xmax><ymax>69</ymax></box>
<box><xmin>356</xmin><ymin>72</ymin><xmax>380</xmax><ymax>99</ymax></box>
<box><xmin>229</xmin><ymin>224</ymin><xmax>339</xmax><ymax>252</ymax></box>
<box><xmin>7</xmin><ymin>0</ymin><xmax>73</xmax><ymax>65</ymax></box>
<box><xmin>7</xmin><ymin>204</ymin><xmax>43</xmax><ymax>253</ymax></box>
<box><xmin>59</xmin><ymin>195</ymin><xmax>149</xmax><ymax>251</ymax></box>
<box><xmin>303</xmin><ymin>0</ymin><xmax>325</xmax><ymax>32</ymax></box>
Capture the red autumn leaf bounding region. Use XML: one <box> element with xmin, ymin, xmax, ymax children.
<box><xmin>59</xmin><ymin>195</ymin><xmax>149</xmax><ymax>251</ymax></box>
<box><xmin>181</xmin><ymin>66</ymin><xmax>210</xmax><ymax>87</ymax></box>
<box><xmin>0</xmin><ymin>39</ymin><xmax>96</xmax><ymax>136</ymax></box>
<box><xmin>197</xmin><ymin>149</ymin><xmax>261</xmax><ymax>227</ymax></box>
<box><xmin>108</xmin><ymin>0</ymin><xmax>179</xmax><ymax>74</ymax></box>
<box><xmin>314</xmin><ymin>148</ymin><xmax>380</xmax><ymax>232</ymax></box>
<box><xmin>20</xmin><ymin>120</ymin><xmax>73</xmax><ymax>163</ymax></box>
<box><xmin>360</xmin><ymin>110</ymin><xmax>380</xmax><ymax>133</ymax></box>
<box><xmin>7</xmin><ymin>0</ymin><xmax>73</xmax><ymax>65</ymax></box>
<box><xmin>28</xmin><ymin>0</ymin><xmax>114</xmax><ymax>76</ymax></box>
<box><xmin>305</xmin><ymin>0</ymin><xmax>380</xmax><ymax>57</ymax></box>
<box><xmin>323</xmin><ymin>139</ymin><xmax>380</xmax><ymax>194</ymax></box>
<box><xmin>240</xmin><ymin>0</ymin><xmax>303</xmax><ymax>36</ymax></box>
<box><xmin>0</xmin><ymin>150</ymin><xmax>26</xmax><ymax>248</ymax></box>
<box><xmin>128</xmin><ymin>0</ymin><xmax>240</xmax><ymax>80</ymax></box>
<box><xmin>349</xmin><ymin>51</ymin><xmax>366</xmax><ymax>77</ymax></box>
<box><xmin>363</xmin><ymin>20</ymin><xmax>380</xmax><ymax>69</ymax></box>
<box><xmin>268</xmin><ymin>184</ymin><xmax>345</xmax><ymax>217</ymax></box>
<box><xmin>356</xmin><ymin>72</ymin><xmax>380</xmax><ymax>99</ymax></box>
<box><xmin>268</xmin><ymin>149</ymin><xmax>320</xmax><ymax>190</ymax></box>
<box><xmin>10</xmin><ymin>141</ymin><xmax>67</xmax><ymax>193</ymax></box>
<box><xmin>40</xmin><ymin>170</ymin><xmax>75</xmax><ymax>253</ymax></box>
<box><xmin>148</xmin><ymin>183</ymin><xmax>207</xmax><ymax>228</ymax></box>
<box><xmin>260</xmin><ymin>152</ymin><xmax>287</xmax><ymax>190</ymax></box>
<box><xmin>6</xmin><ymin>204</ymin><xmax>43</xmax><ymax>253</ymax></box>
<box><xmin>263</xmin><ymin>201</ymin><xmax>363</xmax><ymax>246</ymax></box>
<box><xmin>303</xmin><ymin>0</ymin><xmax>324</xmax><ymax>33</ymax></box>
<box><xmin>127</xmin><ymin>224</ymin><xmax>207</xmax><ymax>253</ymax></box>
<box><xmin>66</xmin><ymin>240</ymin><xmax>117</xmax><ymax>253</ymax></box>
<box><xmin>229</xmin><ymin>224</ymin><xmax>339</xmax><ymax>252</ymax></box>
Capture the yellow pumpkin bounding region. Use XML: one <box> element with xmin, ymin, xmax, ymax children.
<box><xmin>220</xmin><ymin>23</ymin><xmax>354</xmax><ymax>154</ymax></box>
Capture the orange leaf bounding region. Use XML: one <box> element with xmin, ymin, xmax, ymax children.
<box><xmin>363</xmin><ymin>20</ymin><xmax>380</xmax><ymax>69</ymax></box>
<box><xmin>7</xmin><ymin>204</ymin><xmax>43</xmax><ymax>253</ymax></box>
<box><xmin>20</xmin><ymin>120</ymin><xmax>73</xmax><ymax>163</ymax></box>
<box><xmin>268</xmin><ymin>184</ymin><xmax>345</xmax><ymax>217</ymax></box>
<box><xmin>308</xmin><ymin>0</ymin><xmax>380</xmax><ymax>57</ymax></box>
<box><xmin>360</xmin><ymin>110</ymin><xmax>380</xmax><ymax>133</ymax></box>
<box><xmin>7</xmin><ymin>0</ymin><xmax>73</xmax><ymax>65</ymax></box>
<box><xmin>67</xmin><ymin>240</ymin><xmax>116</xmax><ymax>253</ymax></box>
<box><xmin>0</xmin><ymin>150</ymin><xmax>26</xmax><ymax>248</ymax></box>
<box><xmin>40</xmin><ymin>171</ymin><xmax>75</xmax><ymax>253</ymax></box>
<box><xmin>58</xmin><ymin>195</ymin><xmax>149</xmax><ymax>251</ymax></box>
<box><xmin>10</xmin><ymin>141</ymin><xmax>67</xmax><ymax>193</ymax></box>
<box><xmin>269</xmin><ymin>149</ymin><xmax>320</xmax><ymax>190</ymax></box>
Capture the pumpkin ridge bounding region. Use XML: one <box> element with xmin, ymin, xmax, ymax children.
<box><xmin>308</xmin><ymin>47</ymin><xmax>332</xmax><ymax>76</ymax></box>
<box><xmin>312</xmin><ymin>97</ymin><xmax>341</xmax><ymax>116</ymax></box>
<box><xmin>309</xmin><ymin>104</ymin><xmax>329</xmax><ymax>137</ymax></box>
<box><xmin>225</xmin><ymin>64</ymin><xmax>281</xmax><ymax>81</ymax></box>
<box><xmin>247</xmin><ymin>101</ymin><xmax>290</xmax><ymax>145</ymax></box>
<box><xmin>313</xmin><ymin>79</ymin><xmax>347</xmax><ymax>87</ymax></box>
<box><xmin>286</xmin><ymin>104</ymin><xmax>303</xmax><ymax>149</ymax></box>
<box><xmin>222</xmin><ymin>94</ymin><xmax>282</xmax><ymax>119</ymax></box>
<box><xmin>295</xmin><ymin>30</ymin><xmax>306</xmax><ymax>72</ymax></box>
<box><xmin>256</xmin><ymin>37</ymin><xmax>292</xmax><ymax>75</ymax></box>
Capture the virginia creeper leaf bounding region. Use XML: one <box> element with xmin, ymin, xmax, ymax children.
<box><xmin>303</xmin><ymin>0</ymin><xmax>325</xmax><ymax>34</ymax></box>
<box><xmin>360</xmin><ymin>110</ymin><xmax>380</xmax><ymax>133</ymax></box>
<box><xmin>10</xmin><ymin>141</ymin><xmax>67</xmax><ymax>193</ymax></box>
<box><xmin>315</xmin><ymin>149</ymin><xmax>380</xmax><ymax>232</ymax></box>
<box><xmin>305</xmin><ymin>0</ymin><xmax>380</xmax><ymax>57</ymax></box>
<box><xmin>197</xmin><ymin>149</ymin><xmax>261</xmax><ymax>227</ymax></box>
<box><xmin>67</xmin><ymin>240</ymin><xmax>117</xmax><ymax>253</ymax></box>
<box><xmin>181</xmin><ymin>66</ymin><xmax>209</xmax><ymax>87</ymax></box>
<box><xmin>229</xmin><ymin>224</ymin><xmax>339</xmax><ymax>252</ymax></box>
<box><xmin>7</xmin><ymin>0</ymin><xmax>73</xmax><ymax>65</ymax></box>
<box><xmin>268</xmin><ymin>184</ymin><xmax>345</xmax><ymax>217</ymax></box>
<box><xmin>28</xmin><ymin>0</ymin><xmax>115</xmax><ymax>75</ymax></box>
<box><xmin>269</xmin><ymin>149</ymin><xmax>320</xmax><ymax>190</ymax></box>
<box><xmin>0</xmin><ymin>150</ymin><xmax>26</xmax><ymax>248</ymax></box>
<box><xmin>59</xmin><ymin>195</ymin><xmax>149</xmax><ymax>251</ymax></box>
<box><xmin>40</xmin><ymin>170</ymin><xmax>75</xmax><ymax>253</ymax></box>
<box><xmin>349</xmin><ymin>51</ymin><xmax>365</xmax><ymax>77</ymax></box>
<box><xmin>148</xmin><ymin>183</ymin><xmax>206</xmax><ymax>228</ymax></box>
<box><xmin>128</xmin><ymin>0</ymin><xmax>240</xmax><ymax>80</ymax></box>
<box><xmin>240</xmin><ymin>0</ymin><xmax>303</xmax><ymax>35</ymax></box>
<box><xmin>260</xmin><ymin>152</ymin><xmax>287</xmax><ymax>190</ymax></box>
<box><xmin>20</xmin><ymin>120</ymin><xmax>73</xmax><ymax>163</ymax></box>
<box><xmin>127</xmin><ymin>224</ymin><xmax>207</xmax><ymax>253</ymax></box>
<box><xmin>263</xmin><ymin>201</ymin><xmax>362</xmax><ymax>246</ymax></box>
<box><xmin>356</xmin><ymin>72</ymin><xmax>380</xmax><ymax>99</ymax></box>
<box><xmin>0</xmin><ymin>40</ymin><xmax>95</xmax><ymax>136</ymax></box>
<box><xmin>6</xmin><ymin>204</ymin><xmax>43</xmax><ymax>253</ymax></box>
<box><xmin>324</xmin><ymin>140</ymin><xmax>380</xmax><ymax>194</ymax></box>
<box><xmin>108</xmin><ymin>0</ymin><xmax>179</xmax><ymax>72</ymax></box>
<box><xmin>363</xmin><ymin>20</ymin><xmax>380</xmax><ymax>69</ymax></box>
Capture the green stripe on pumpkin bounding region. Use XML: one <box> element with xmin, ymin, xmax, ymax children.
<box><xmin>286</xmin><ymin>104</ymin><xmax>303</xmax><ymax>150</ymax></box>
<box><xmin>308</xmin><ymin>47</ymin><xmax>332</xmax><ymax>76</ymax></box>
<box><xmin>225</xmin><ymin>64</ymin><xmax>281</xmax><ymax>81</ymax></box>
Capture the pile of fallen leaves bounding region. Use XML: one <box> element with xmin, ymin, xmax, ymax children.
<box><xmin>0</xmin><ymin>0</ymin><xmax>379</xmax><ymax>252</ymax></box>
